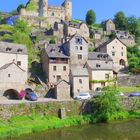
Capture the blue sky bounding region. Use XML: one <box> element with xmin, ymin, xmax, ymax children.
<box><xmin>0</xmin><ymin>0</ymin><xmax>140</xmax><ymax>23</ymax></box>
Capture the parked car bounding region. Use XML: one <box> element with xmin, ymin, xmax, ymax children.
<box><xmin>128</xmin><ymin>92</ymin><xmax>140</xmax><ymax>97</ymax></box>
<box><xmin>25</xmin><ymin>88</ymin><xmax>38</xmax><ymax>101</ymax></box>
<box><xmin>18</xmin><ymin>90</ymin><xmax>26</xmax><ymax>100</ymax></box>
<box><xmin>75</xmin><ymin>92</ymin><xmax>91</xmax><ymax>100</ymax></box>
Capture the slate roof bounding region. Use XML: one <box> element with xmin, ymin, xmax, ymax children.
<box><xmin>0</xmin><ymin>41</ymin><xmax>28</xmax><ymax>55</ymax></box>
<box><xmin>45</xmin><ymin>44</ymin><xmax>69</xmax><ymax>59</ymax></box>
<box><xmin>88</xmin><ymin>52</ymin><xmax>113</xmax><ymax>61</ymax></box>
<box><xmin>71</xmin><ymin>65</ymin><xmax>89</xmax><ymax>77</ymax></box>
<box><xmin>87</xmin><ymin>60</ymin><xmax>113</xmax><ymax>70</ymax></box>
<box><xmin>0</xmin><ymin>62</ymin><xmax>25</xmax><ymax>72</ymax></box>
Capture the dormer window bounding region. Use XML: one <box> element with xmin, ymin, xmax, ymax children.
<box><xmin>50</xmin><ymin>49</ymin><xmax>55</xmax><ymax>53</ymax></box>
<box><xmin>6</xmin><ymin>47</ymin><xmax>12</xmax><ymax>51</ymax></box>
<box><xmin>75</xmin><ymin>37</ymin><xmax>82</xmax><ymax>45</ymax></box>
<box><xmin>17</xmin><ymin>49</ymin><xmax>23</xmax><ymax>53</ymax></box>
<box><xmin>96</xmin><ymin>64</ymin><xmax>101</xmax><ymax>68</ymax></box>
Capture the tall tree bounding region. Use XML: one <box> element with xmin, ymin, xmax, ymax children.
<box><xmin>114</xmin><ymin>11</ymin><xmax>128</xmax><ymax>30</ymax></box>
<box><xmin>86</xmin><ymin>9</ymin><xmax>96</xmax><ymax>25</ymax></box>
<box><xmin>127</xmin><ymin>16</ymin><xmax>137</xmax><ymax>34</ymax></box>
<box><xmin>17</xmin><ymin>4</ymin><xmax>25</xmax><ymax>13</ymax></box>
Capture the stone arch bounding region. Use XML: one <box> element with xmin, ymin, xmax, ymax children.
<box><xmin>3</xmin><ymin>89</ymin><xmax>19</xmax><ymax>100</ymax></box>
<box><xmin>120</xmin><ymin>59</ymin><xmax>125</xmax><ymax>66</ymax></box>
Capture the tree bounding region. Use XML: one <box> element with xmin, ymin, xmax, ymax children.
<box><xmin>86</xmin><ymin>9</ymin><xmax>96</xmax><ymax>25</ymax></box>
<box><xmin>127</xmin><ymin>16</ymin><xmax>137</xmax><ymax>35</ymax></box>
<box><xmin>17</xmin><ymin>4</ymin><xmax>25</xmax><ymax>13</ymax></box>
<box><xmin>114</xmin><ymin>11</ymin><xmax>128</xmax><ymax>30</ymax></box>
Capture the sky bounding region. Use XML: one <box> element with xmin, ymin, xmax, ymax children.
<box><xmin>0</xmin><ymin>0</ymin><xmax>140</xmax><ymax>23</ymax></box>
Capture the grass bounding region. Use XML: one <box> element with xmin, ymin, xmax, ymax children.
<box><xmin>117</xmin><ymin>86</ymin><xmax>140</xmax><ymax>93</ymax></box>
<box><xmin>0</xmin><ymin>115</ymin><xmax>92</xmax><ymax>139</ymax></box>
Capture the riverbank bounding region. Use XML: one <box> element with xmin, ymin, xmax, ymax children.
<box><xmin>1</xmin><ymin>110</ymin><xmax>140</xmax><ymax>139</ymax></box>
<box><xmin>0</xmin><ymin>115</ymin><xmax>92</xmax><ymax>139</ymax></box>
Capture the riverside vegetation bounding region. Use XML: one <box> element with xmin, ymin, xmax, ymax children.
<box><xmin>1</xmin><ymin>87</ymin><xmax>140</xmax><ymax>138</ymax></box>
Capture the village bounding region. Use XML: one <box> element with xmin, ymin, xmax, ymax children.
<box><xmin>0</xmin><ymin>0</ymin><xmax>138</xmax><ymax>102</ymax></box>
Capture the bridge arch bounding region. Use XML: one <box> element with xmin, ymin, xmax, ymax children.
<box><xmin>3</xmin><ymin>89</ymin><xmax>19</xmax><ymax>100</ymax></box>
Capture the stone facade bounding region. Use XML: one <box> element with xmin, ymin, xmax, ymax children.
<box><xmin>63</xmin><ymin>21</ymin><xmax>89</xmax><ymax>39</ymax></box>
<box><xmin>63</xmin><ymin>34</ymin><xmax>88</xmax><ymax>65</ymax></box>
<box><xmin>70</xmin><ymin>65</ymin><xmax>89</xmax><ymax>98</ymax></box>
<box><xmin>0</xmin><ymin>42</ymin><xmax>28</xmax><ymax>72</ymax></box>
<box><xmin>0</xmin><ymin>63</ymin><xmax>27</xmax><ymax>91</ymax></box>
<box><xmin>96</xmin><ymin>38</ymin><xmax>128</xmax><ymax>72</ymax></box>
<box><xmin>86</xmin><ymin>52</ymin><xmax>114</xmax><ymax>91</ymax></box>
<box><xmin>103</xmin><ymin>19</ymin><xmax>116</xmax><ymax>34</ymax></box>
<box><xmin>54</xmin><ymin>80</ymin><xmax>71</xmax><ymax>100</ymax></box>
<box><xmin>20</xmin><ymin>0</ymin><xmax>72</xmax><ymax>26</ymax></box>
<box><xmin>114</xmin><ymin>30</ymin><xmax>135</xmax><ymax>47</ymax></box>
<box><xmin>41</xmin><ymin>43</ymin><xmax>70</xmax><ymax>84</ymax></box>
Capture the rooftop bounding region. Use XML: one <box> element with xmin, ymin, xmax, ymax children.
<box><xmin>0</xmin><ymin>41</ymin><xmax>28</xmax><ymax>55</ymax></box>
<box><xmin>45</xmin><ymin>44</ymin><xmax>69</xmax><ymax>59</ymax></box>
<box><xmin>71</xmin><ymin>65</ymin><xmax>89</xmax><ymax>77</ymax></box>
<box><xmin>88</xmin><ymin>52</ymin><xmax>113</xmax><ymax>61</ymax></box>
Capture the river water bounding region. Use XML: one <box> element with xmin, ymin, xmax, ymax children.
<box><xmin>5</xmin><ymin>119</ymin><xmax>140</xmax><ymax>140</ymax></box>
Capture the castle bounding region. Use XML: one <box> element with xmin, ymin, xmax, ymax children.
<box><xmin>20</xmin><ymin>0</ymin><xmax>72</xmax><ymax>26</ymax></box>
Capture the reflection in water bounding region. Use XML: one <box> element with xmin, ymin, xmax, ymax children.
<box><xmin>3</xmin><ymin>119</ymin><xmax>140</xmax><ymax>140</ymax></box>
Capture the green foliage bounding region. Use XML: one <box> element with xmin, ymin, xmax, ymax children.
<box><xmin>117</xmin><ymin>86</ymin><xmax>140</xmax><ymax>93</ymax></box>
<box><xmin>86</xmin><ymin>9</ymin><xmax>96</xmax><ymax>25</ymax></box>
<box><xmin>90</xmin><ymin>79</ymin><xmax>116</xmax><ymax>84</ymax></box>
<box><xmin>127</xmin><ymin>46</ymin><xmax>140</xmax><ymax>74</ymax></box>
<box><xmin>114</xmin><ymin>11</ymin><xmax>128</xmax><ymax>30</ymax></box>
<box><xmin>17</xmin><ymin>4</ymin><xmax>25</xmax><ymax>13</ymax></box>
<box><xmin>26</xmin><ymin>1</ymin><xmax>38</xmax><ymax>11</ymax></box>
<box><xmin>0</xmin><ymin>115</ymin><xmax>92</xmax><ymax>138</ymax></box>
<box><xmin>49</xmin><ymin>38</ymin><xmax>56</xmax><ymax>44</ymax></box>
<box><xmin>91</xmin><ymin>86</ymin><xmax>123</xmax><ymax>122</ymax></box>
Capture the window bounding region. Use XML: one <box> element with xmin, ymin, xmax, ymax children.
<box><xmin>112</xmin><ymin>46</ymin><xmax>114</xmax><ymax>49</ymax></box>
<box><xmin>75</xmin><ymin>37</ymin><xmax>82</xmax><ymax>44</ymax></box>
<box><xmin>8</xmin><ymin>74</ymin><xmax>11</xmax><ymax>78</ymax></box>
<box><xmin>52</xmin><ymin>12</ymin><xmax>54</xmax><ymax>16</ymax></box>
<box><xmin>80</xmin><ymin>46</ymin><xmax>83</xmax><ymax>50</ymax></box>
<box><xmin>112</xmin><ymin>52</ymin><xmax>115</xmax><ymax>56</ymax></box>
<box><xmin>17</xmin><ymin>61</ymin><xmax>21</xmax><ymax>66</ymax></box>
<box><xmin>79</xmin><ymin>79</ymin><xmax>82</xmax><ymax>84</ymax></box>
<box><xmin>122</xmin><ymin>47</ymin><xmax>123</xmax><ymax>50</ymax></box>
<box><xmin>57</xmin><ymin>75</ymin><xmax>61</xmax><ymax>81</ymax></box>
<box><xmin>75</xmin><ymin>46</ymin><xmax>78</xmax><ymax>50</ymax></box>
<box><xmin>121</xmin><ymin>52</ymin><xmax>123</xmax><ymax>56</ymax></box>
<box><xmin>17</xmin><ymin>49</ymin><xmax>23</xmax><ymax>53</ymax></box>
<box><xmin>96</xmin><ymin>64</ymin><xmax>100</xmax><ymax>68</ymax></box>
<box><xmin>53</xmin><ymin>66</ymin><xmax>56</xmax><ymax>71</ymax></box>
<box><xmin>63</xmin><ymin>66</ymin><xmax>66</xmax><ymax>71</ymax></box>
<box><xmin>105</xmin><ymin>74</ymin><xmax>109</xmax><ymax>80</ymax></box>
<box><xmin>78</xmin><ymin>54</ymin><xmax>82</xmax><ymax>60</ymax></box>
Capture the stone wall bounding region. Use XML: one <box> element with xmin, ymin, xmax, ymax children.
<box><xmin>0</xmin><ymin>101</ymin><xmax>88</xmax><ymax>120</ymax></box>
<box><xmin>117</xmin><ymin>75</ymin><xmax>140</xmax><ymax>87</ymax></box>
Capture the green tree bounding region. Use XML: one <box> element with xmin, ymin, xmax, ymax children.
<box><xmin>17</xmin><ymin>4</ymin><xmax>25</xmax><ymax>13</ymax></box>
<box><xmin>86</xmin><ymin>9</ymin><xmax>96</xmax><ymax>25</ymax></box>
<box><xmin>127</xmin><ymin>16</ymin><xmax>137</xmax><ymax>35</ymax></box>
<box><xmin>91</xmin><ymin>86</ymin><xmax>123</xmax><ymax>122</ymax></box>
<box><xmin>114</xmin><ymin>11</ymin><xmax>128</xmax><ymax>30</ymax></box>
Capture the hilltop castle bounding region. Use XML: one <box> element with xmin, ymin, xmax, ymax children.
<box><xmin>20</xmin><ymin>0</ymin><xmax>72</xmax><ymax>26</ymax></box>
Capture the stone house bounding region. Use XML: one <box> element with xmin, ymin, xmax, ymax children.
<box><xmin>86</xmin><ymin>52</ymin><xmax>114</xmax><ymax>91</ymax></box>
<box><xmin>20</xmin><ymin>0</ymin><xmax>72</xmax><ymax>27</ymax></box>
<box><xmin>62</xmin><ymin>34</ymin><xmax>88</xmax><ymax>66</ymax></box>
<box><xmin>102</xmin><ymin>19</ymin><xmax>116</xmax><ymax>34</ymax></box>
<box><xmin>0</xmin><ymin>42</ymin><xmax>28</xmax><ymax>74</ymax></box>
<box><xmin>0</xmin><ymin>62</ymin><xmax>27</xmax><ymax>90</ymax></box>
<box><xmin>41</xmin><ymin>43</ymin><xmax>70</xmax><ymax>84</ymax></box>
<box><xmin>70</xmin><ymin>65</ymin><xmax>89</xmax><ymax>98</ymax></box>
<box><xmin>54</xmin><ymin>79</ymin><xmax>71</xmax><ymax>100</ymax></box>
<box><xmin>114</xmin><ymin>30</ymin><xmax>135</xmax><ymax>47</ymax></box>
<box><xmin>96</xmin><ymin>38</ymin><xmax>128</xmax><ymax>71</ymax></box>
<box><xmin>63</xmin><ymin>21</ymin><xmax>89</xmax><ymax>39</ymax></box>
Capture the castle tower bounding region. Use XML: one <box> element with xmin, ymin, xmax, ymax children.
<box><xmin>63</xmin><ymin>0</ymin><xmax>72</xmax><ymax>21</ymax></box>
<box><xmin>38</xmin><ymin>0</ymin><xmax>48</xmax><ymax>17</ymax></box>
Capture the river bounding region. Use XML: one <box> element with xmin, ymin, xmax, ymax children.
<box><xmin>4</xmin><ymin>119</ymin><xmax>140</xmax><ymax>140</ymax></box>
